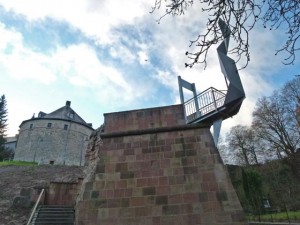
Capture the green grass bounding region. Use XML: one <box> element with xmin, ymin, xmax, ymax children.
<box><xmin>0</xmin><ymin>160</ymin><xmax>38</xmax><ymax>166</ymax></box>
<box><xmin>248</xmin><ymin>210</ymin><xmax>300</xmax><ymax>222</ymax></box>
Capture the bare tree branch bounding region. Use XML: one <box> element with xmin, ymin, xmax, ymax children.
<box><xmin>252</xmin><ymin>82</ymin><xmax>300</xmax><ymax>158</ymax></box>
<box><xmin>263</xmin><ymin>0</ymin><xmax>300</xmax><ymax>65</ymax></box>
<box><xmin>151</xmin><ymin>0</ymin><xmax>299</xmax><ymax>69</ymax></box>
<box><xmin>226</xmin><ymin>125</ymin><xmax>260</xmax><ymax>165</ymax></box>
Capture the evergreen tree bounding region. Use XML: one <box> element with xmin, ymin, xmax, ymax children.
<box><xmin>0</xmin><ymin>95</ymin><xmax>8</xmax><ymax>160</ymax></box>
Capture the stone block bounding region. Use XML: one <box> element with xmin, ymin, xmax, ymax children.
<box><xmin>114</xmin><ymin>189</ymin><xmax>124</xmax><ymax>198</ymax></box>
<box><xmin>96</xmin><ymin>165</ymin><xmax>105</xmax><ymax>173</ymax></box>
<box><xmin>106</xmin><ymin>199</ymin><xmax>121</xmax><ymax>208</ymax></box>
<box><xmin>142</xmin><ymin>187</ymin><xmax>156</xmax><ymax>196</ymax></box>
<box><xmin>95</xmin><ymin>200</ymin><xmax>107</xmax><ymax>208</ymax></box>
<box><xmin>136</xmin><ymin>178</ymin><xmax>148</xmax><ymax>187</ymax></box>
<box><xmin>115</xmin><ymin>180</ymin><xmax>127</xmax><ymax>189</ymax></box>
<box><xmin>162</xmin><ymin>205</ymin><xmax>180</xmax><ymax>215</ymax></box>
<box><xmin>120</xmin><ymin>208</ymin><xmax>135</xmax><ymax>217</ymax></box>
<box><xmin>121</xmin><ymin>198</ymin><xmax>129</xmax><ymax>207</ymax></box>
<box><xmin>20</xmin><ymin>188</ymin><xmax>32</xmax><ymax>197</ymax></box>
<box><xmin>199</xmin><ymin>192</ymin><xmax>209</xmax><ymax>202</ymax></box>
<box><xmin>13</xmin><ymin>196</ymin><xmax>31</xmax><ymax>208</ymax></box>
<box><xmin>217</xmin><ymin>191</ymin><xmax>228</xmax><ymax>202</ymax></box>
<box><xmin>183</xmin><ymin>166</ymin><xmax>198</xmax><ymax>174</ymax></box>
<box><xmin>135</xmin><ymin>206</ymin><xmax>151</xmax><ymax>217</ymax></box>
<box><xmin>91</xmin><ymin>191</ymin><xmax>99</xmax><ymax>199</ymax></box>
<box><xmin>115</xmin><ymin>163</ymin><xmax>128</xmax><ymax>172</ymax></box>
<box><xmin>156</xmin><ymin>186</ymin><xmax>170</xmax><ymax>195</ymax></box>
<box><xmin>120</xmin><ymin>171</ymin><xmax>134</xmax><ymax>179</ymax></box>
<box><xmin>168</xmin><ymin>194</ymin><xmax>182</xmax><ymax>204</ymax></box>
<box><xmin>155</xmin><ymin>196</ymin><xmax>168</xmax><ymax>205</ymax></box>
<box><xmin>130</xmin><ymin>197</ymin><xmax>145</xmax><ymax>207</ymax></box>
<box><xmin>124</xmin><ymin>149</ymin><xmax>134</xmax><ymax>155</ymax></box>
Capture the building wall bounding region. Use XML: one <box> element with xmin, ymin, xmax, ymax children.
<box><xmin>4</xmin><ymin>141</ymin><xmax>17</xmax><ymax>151</ymax></box>
<box><xmin>76</xmin><ymin>105</ymin><xmax>246</xmax><ymax>225</ymax></box>
<box><xmin>14</xmin><ymin>119</ymin><xmax>93</xmax><ymax>166</ymax></box>
<box><xmin>4</xmin><ymin>136</ymin><xmax>17</xmax><ymax>151</ymax></box>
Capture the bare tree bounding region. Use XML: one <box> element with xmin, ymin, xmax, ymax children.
<box><xmin>252</xmin><ymin>90</ymin><xmax>300</xmax><ymax>158</ymax></box>
<box><xmin>151</xmin><ymin>0</ymin><xmax>300</xmax><ymax>69</ymax></box>
<box><xmin>226</xmin><ymin>125</ymin><xmax>259</xmax><ymax>165</ymax></box>
<box><xmin>281</xmin><ymin>76</ymin><xmax>300</xmax><ymax>125</ymax></box>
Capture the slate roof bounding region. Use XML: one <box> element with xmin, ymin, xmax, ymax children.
<box><xmin>21</xmin><ymin>101</ymin><xmax>93</xmax><ymax>129</ymax></box>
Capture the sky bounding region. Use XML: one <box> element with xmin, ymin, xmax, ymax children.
<box><xmin>0</xmin><ymin>0</ymin><xmax>299</xmax><ymax>138</ymax></box>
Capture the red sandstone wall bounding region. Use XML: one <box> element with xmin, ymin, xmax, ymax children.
<box><xmin>77</xmin><ymin>105</ymin><xmax>246</xmax><ymax>225</ymax></box>
<box><xmin>104</xmin><ymin>104</ymin><xmax>185</xmax><ymax>133</ymax></box>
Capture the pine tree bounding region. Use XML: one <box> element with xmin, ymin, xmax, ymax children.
<box><xmin>0</xmin><ymin>95</ymin><xmax>8</xmax><ymax>160</ymax></box>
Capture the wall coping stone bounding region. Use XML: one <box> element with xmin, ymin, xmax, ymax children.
<box><xmin>101</xmin><ymin>122</ymin><xmax>211</xmax><ymax>138</ymax></box>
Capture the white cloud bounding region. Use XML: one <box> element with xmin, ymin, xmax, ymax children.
<box><xmin>137</xmin><ymin>51</ymin><xmax>149</xmax><ymax>65</ymax></box>
<box><xmin>109</xmin><ymin>45</ymin><xmax>136</xmax><ymax>63</ymax></box>
<box><xmin>0</xmin><ymin>22</ymin><xmax>136</xmax><ymax>101</ymax></box>
<box><xmin>1</xmin><ymin>0</ymin><xmax>299</xmax><ymax>138</ymax></box>
<box><xmin>152</xmin><ymin>70</ymin><xmax>177</xmax><ymax>89</ymax></box>
<box><xmin>0</xmin><ymin>23</ymin><xmax>56</xmax><ymax>84</ymax></box>
<box><xmin>0</xmin><ymin>0</ymin><xmax>151</xmax><ymax>44</ymax></box>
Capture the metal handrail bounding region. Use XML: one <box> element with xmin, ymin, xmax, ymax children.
<box><xmin>184</xmin><ymin>86</ymin><xmax>226</xmax><ymax>104</ymax></box>
<box><xmin>26</xmin><ymin>188</ymin><xmax>45</xmax><ymax>225</ymax></box>
<box><xmin>184</xmin><ymin>87</ymin><xmax>227</xmax><ymax>123</ymax></box>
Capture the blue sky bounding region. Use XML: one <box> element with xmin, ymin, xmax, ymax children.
<box><xmin>0</xmin><ymin>1</ymin><xmax>299</xmax><ymax>137</ymax></box>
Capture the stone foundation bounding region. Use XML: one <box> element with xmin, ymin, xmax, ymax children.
<box><xmin>76</xmin><ymin>104</ymin><xmax>247</xmax><ymax>225</ymax></box>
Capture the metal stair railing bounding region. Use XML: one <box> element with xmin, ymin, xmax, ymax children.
<box><xmin>184</xmin><ymin>87</ymin><xmax>226</xmax><ymax>123</ymax></box>
<box><xmin>26</xmin><ymin>188</ymin><xmax>45</xmax><ymax>225</ymax></box>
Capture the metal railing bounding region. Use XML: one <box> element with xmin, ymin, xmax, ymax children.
<box><xmin>184</xmin><ymin>87</ymin><xmax>226</xmax><ymax>123</ymax></box>
<box><xmin>26</xmin><ymin>188</ymin><xmax>45</xmax><ymax>225</ymax></box>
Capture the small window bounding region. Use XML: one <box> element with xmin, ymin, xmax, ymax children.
<box><xmin>64</xmin><ymin>124</ymin><xmax>68</xmax><ymax>130</ymax></box>
<box><xmin>30</xmin><ymin>124</ymin><xmax>33</xmax><ymax>129</ymax></box>
<box><xmin>49</xmin><ymin>160</ymin><xmax>54</xmax><ymax>165</ymax></box>
<box><xmin>69</xmin><ymin>111</ymin><xmax>74</xmax><ymax>119</ymax></box>
<box><xmin>47</xmin><ymin>123</ymin><xmax>52</xmax><ymax>128</ymax></box>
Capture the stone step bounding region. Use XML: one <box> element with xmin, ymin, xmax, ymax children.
<box><xmin>38</xmin><ymin>210</ymin><xmax>74</xmax><ymax>213</ymax></box>
<box><xmin>39</xmin><ymin>207</ymin><xmax>74</xmax><ymax>210</ymax></box>
<box><xmin>40</xmin><ymin>205</ymin><xmax>73</xmax><ymax>208</ymax></box>
<box><xmin>36</xmin><ymin>214</ymin><xmax>74</xmax><ymax>219</ymax></box>
<box><xmin>33</xmin><ymin>219</ymin><xmax>74</xmax><ymax>222</ymax></box>
<box><xmin>34</xmin><ymin>221</ymin><xmax>74</xmax><ymax>225</ymax></box>
<box><xmin>31</xmin><ymin>205</ymin><xmax>75</xmax><ymax>225</ymax></box>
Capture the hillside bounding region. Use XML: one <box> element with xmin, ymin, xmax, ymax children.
<box><xmin>0</xmin><ymin>165</ymin><xmax>84</xmax><ymax>225</ymax></box>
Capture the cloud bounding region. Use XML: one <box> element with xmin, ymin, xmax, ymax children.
<box><xmin>109</xmin><ymin>45</ymin><xmax>136</xmax><ymax>63</ymax></box>
<box><xmin>137</xmin><ymin>51</ymin><xmax>149</xmax><ymax>65</ymax></box>
<box><xmin>0</xmin><ymin>23</ymin><xmax>56</xmax><ymax>84</ymax></box>
<box><xmin>152</xmin><ymin>70</ymin><xmax>177</xmax><ymax>89</ymax></box>
<box><xmin>1</xmin><ymin>0</ymin><xmax>298</xmax><ymax>138</ymax></box>
<box><xmin>0</xmin><ymin>0</ymin><xmax>151</xmax><ymax>44</ymax></box>
<box><xmin>0</xmin><ymin>22</ymin><xmax>132</xmax><ymax>92</ymax></box>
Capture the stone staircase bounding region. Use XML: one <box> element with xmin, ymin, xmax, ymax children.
<box><xmin>30</xmin><ymin>205</ymin><xmax>75</xmax><ymax>225</ymax></box>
